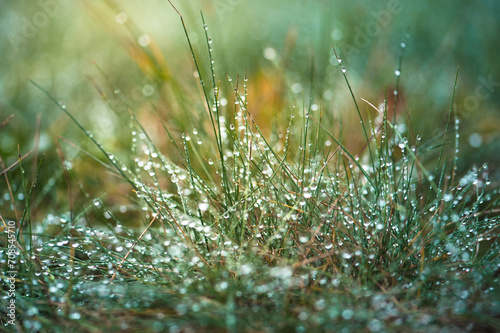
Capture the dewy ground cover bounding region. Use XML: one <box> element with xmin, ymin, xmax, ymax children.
<box><xmin>1</xmin><ymin>1</ymin><xmax>500</xmax><ymax>332</ymax></box>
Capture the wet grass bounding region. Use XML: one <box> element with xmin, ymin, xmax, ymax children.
<box><xmin>1</xmin><ymin>6</ymin><xmax>500</xmax><ymax>333</ymax></box>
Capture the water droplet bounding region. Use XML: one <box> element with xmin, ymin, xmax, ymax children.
<box><xmin>142</xmin><ymin>84</ymin><xmax>154</xmax><ymax>96</ymax></box>
<box><xmin>395</xmin><ymin>70</ymin><xmax>401</xmax><ymax>76</ymax></box>
<box><xmin>198</xmin><ymin>202</ymin><xmax>209</xmax><ymax>211</ymax></box>
<box><xmin>341</xmin><ymin>309</ymin><xmax>354</xmax><ymax>319</ymax></box>
<box><xmin>138</xmin><ymin>34</ymin><xmax>151</xmax><ymax>47</ymax></box>
<box><xmin>115</xmin><ymin>12</ymin><xmax>128</xmax><ymax>24</ymax></box>
<box><xmin>342</xmin><ymin>252</ymin><xmax>352</xmax><ymax>259</ymax></box>
<box><xmin>263</xmin><ymin>47</ymin><xmax>277</xmax><ymax>60</ymax></box>
<box><xmin>269</xmin><ymin>267</ymin><xmax>293</xmax><ymax>279</ymax></box>
<box><xmin>239</xmin><ymin>264</ymin><xmax>253</xmax><ymax>275</ymax></box>
<box><xmin>331</xmin><ymin>29</ymin><xmax>343</xmax><ymax>40</ymax></box>
<box><xmin>468</xmin><ymin>133</ymin><xmax>482</xmax><ymax>148</ymax></box>
<box><xmin>291</xmin><ymin>83</ymin><xmax>302</xmax><ymax>93</ymax></box>
<box><xmin>69</xmin><ymin>312</ymin><xmax>81</xmax><ymax>320</ymax></box>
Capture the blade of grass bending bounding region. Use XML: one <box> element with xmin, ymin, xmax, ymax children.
<box><xmin>150</xmin><ymin>101</ymin><xmax>185</xmax><ymax>158</ymax></box>
<box><xmin>58</xmin><ymin>136</ymin><xmax>118</xmax><ymax>172</ymax></box>
<box><xmin>168</xmin><ymin>1</ymin><xmax>232</xmax><ymax>206</ymax></box>
<box><xmin>167</xmin><ymin>1</ymin><xmax>218</xmax><ymax>137</ymax></box>
<box><xmin>436</xmin><ymin>67</ymin><xmax>460</xmax><ymax>177</ymax></box>
<box><xmin>200</xmin><ymin>12</ymin><xmax>233</xmax><ymax>206</ymax></box>
<box><xmin>28</xmin><ymin>80</ymin><xmax>158</xmax><ymax>214</ymax></box>
<box><xmin>54</xmin><ymin>138</ymin><xmax>74</xmax><ymax>223</ymax></box>
<box><xmin>450</xmin><ymin>67</ymin><xmax>460</xmax><ymax>184</ymax></box>
<box><xmin>300</xmin><ymin>100</ymin><xmax>310</xmax><ymax>191</ymax></box>
<box><xmin>392</xmin><ymin>30</ymin><xmax>410</xmax><ymax>123</ymax></box>
<box><xmin>1</xmin><ymin>159</ymin><xmax>24</xmax><ymax>234</ymax></box>
<box><xmin>18</xmin><ymin>153</ymin><xmax>44</xmax><ymax>294</ymax></box>
<box><xmin>331</xmin><ymin>44</ymin><xmax>376</xmax><ymax>176</ymax></box>
<box><xmin>0</xmin><ymin>150</ymin><xmax>32</xmax><ymax>177</ymax></box>
<box><xmin>181</xmin><ymin>136</ymin><xmax>212</xmax><ymax>252</ymax></box>
<box><xmin>0</xmin><ymin>114</ymin><xmax>15</xmax><ymax>130</ymax></box>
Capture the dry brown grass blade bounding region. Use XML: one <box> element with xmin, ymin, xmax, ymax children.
<box><xmin>0</xmin><ymin>114</ymin><xmax>15</xmax><ymax>130</ymax></box>
<box><xmin>110</xmin><ymin>212</ymin><xmax>159</xmax><ymax>284</ymax></box>
<box><xmin>0</xmin><ymin>150</ymin><xmax>33</xmax><ymax>177</ymax></box>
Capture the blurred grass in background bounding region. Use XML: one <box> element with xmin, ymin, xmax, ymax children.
<box><xmin>1</xmin><ymin>0</ymin><xmax>499</xmax><ymax>218</ymax></box>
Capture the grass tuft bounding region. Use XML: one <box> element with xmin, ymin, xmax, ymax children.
<box><xmin>1</xmin><ymin>9</ymin><xmax>499</xmax><ymax>333</ymax></box>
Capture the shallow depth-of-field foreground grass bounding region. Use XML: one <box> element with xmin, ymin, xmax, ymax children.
<box><xmin>2</xmin><ymin>4</ymin><xmax>500</xmax><ymax>333</ymax></box>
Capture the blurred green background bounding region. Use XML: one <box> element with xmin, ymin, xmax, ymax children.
<box><xmin>1</xmin><ymin>0</ymin><xmax>499</xmax><ymax>219</ymax></box>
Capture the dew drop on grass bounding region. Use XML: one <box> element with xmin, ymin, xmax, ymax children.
<box><xmin>69</xmin><ymin>312</ymin><xmax>81</xmax><ymax>320</ymax></box>
<box><xmin>395</xmin><ymin>70</ymin><xmax>401</xmax><ymax>76</ymax></box>
<box><xmin>142</xmin><ymin>84</ymin><xmax>154</xmax><ymax>96</ymax></box>
<box><xmin>115</xmin><ymin>12</ymin><xmax>128</xmax><ymax>24</ymax></box>
<box><xmin>263</xmin><ymin>47</ymin><xmax>277</xmax><ymax>60</ymax></box>
<box><xmin>198</xmin><ymin>202</ymin><xmax>209</xmax><ymax>211</ymax></box>
<box><xmin>342</xmin><ymin>252</ymin><xmax>352</xmax><ymax>259</ymax></box>
<box><xmin>138</xmin><ymin>34</ymin><xmax>151</xmax><ymax>47</ymax></box>
<box><xmin>239</xmin><ymin>264</ymin><xmax>253</xmax><ymax>275</ymax></box>
<box><xmin>341</xmin><ymin>309</ymin><xmax>354</xmax><ymax>319</ymax></box>
<box><xmin>468</xmin><ymin>133</ymin><xmax>482</xmax><ymax>147</ymax></box>
<box><xmin>291</xmin><ymin>83</ymin><xmax>302</xmax><ymax>93</ymax></box>
<box><xmin>368</xmin><ymin>319</ymin><xmax>382</xmax><ymax>332</ymax></box>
